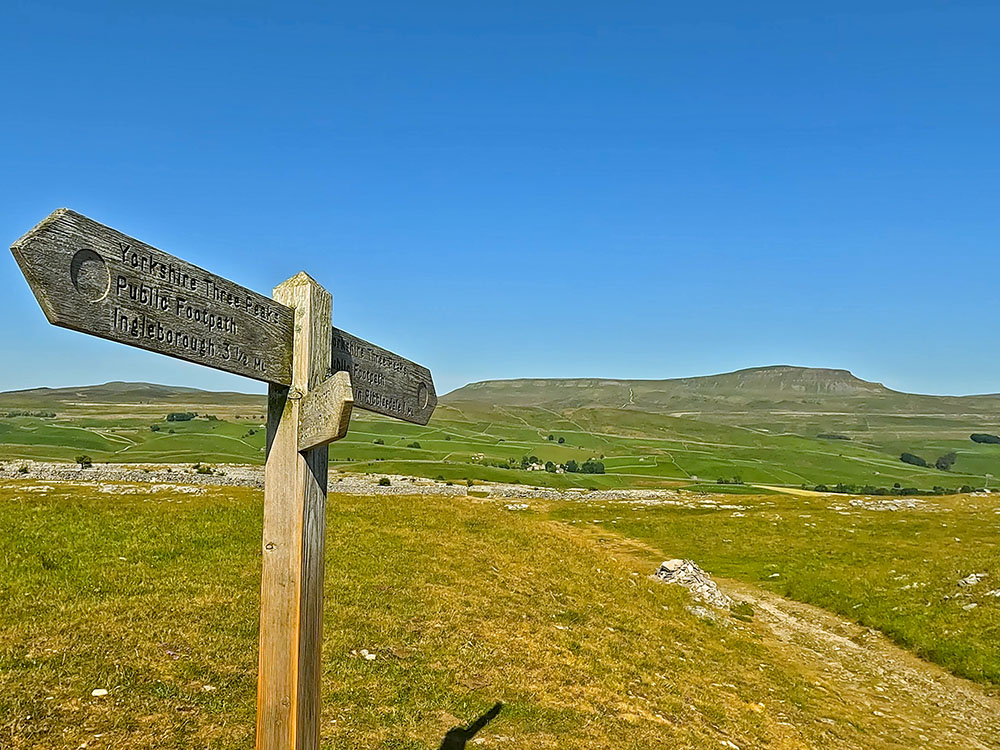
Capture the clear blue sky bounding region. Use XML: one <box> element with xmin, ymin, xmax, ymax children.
<box><xmin>2</xmin><ymin>1</ymin><xmax>998</xmax><ymax>396</ymax></box>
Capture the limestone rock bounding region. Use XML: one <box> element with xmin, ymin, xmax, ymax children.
<box><xmin>653</xmin><ymin>559</ymin><xmax>732</xmax><ymax>609</ymax></box>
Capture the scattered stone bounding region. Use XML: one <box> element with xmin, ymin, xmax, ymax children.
<box><xmin>0</xmin><ymin>461</ymin><xmax>469</xmax><ymax>497</ymax></box>
<box><xmin>958</xmin><ymin>572</ymin><xmax>987</xmax><ymax>588</ymax></box>
<box><xmin>849</xmin><ymin>497</ymin><xmax>924</xmax><ymax>511</ymax></box>
<box><xmin>90</xmin><ymin>688</ymin><xmax>108</xmax><ymax>697</ymax></box>
<box><xmin>654</xmin><ymin>559</ymin><xmax>732</xmax><ymax>609</ymax></box>
<box><xmin>962</xmin><ymin>603</ymin><xmax>978</xmax><ymax>611</ymax></box>
<box><xmin>686</xmin><ymin>604</ymin><xmax>717</xmax><ymax>621</ymax></box>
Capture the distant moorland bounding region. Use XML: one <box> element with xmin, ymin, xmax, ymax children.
<box><xmin>2</xmin><ymin>366</ymin><xmax>1000</xmax><ymax>492</ymax></box>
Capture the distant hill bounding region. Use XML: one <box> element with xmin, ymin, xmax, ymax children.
<box><xmin>0</xmin><ymin>365</ymin><xmax>1000</xmax><ymax>414</ymax></box>
<box><xmin>5</xmin><ymin>366</ymin><xmax>999</xmax><ymax>415</ymax></box>
<box><xmin>0</xmin><ymin>381</ymin><xmax>263</xmax><ymax>408</ymax></box>
<box><xmin>2</xmin><ymin>367</ymin><xmax>1000</xmax><ymax>490</ymax></box>
<box><xmin>444</xmin><ymin>365</ymin><xmax>1000</xmax><ymax>415</ymax></box>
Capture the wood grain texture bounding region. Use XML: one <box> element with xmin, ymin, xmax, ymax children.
<box><xmin>331</xmin><ymin>326</ymin><xmax>437</xmax><ymax>424</ymax></box>
<box><xmin>10</xmin><ymin>208</ymin><xmax>437</xmax><ymax>423</ymax></box>
<box><xmin>10</xmin><ymin>208</ymin><xmax>294</xmax><ymax>384</ymax></box>
<box><xmin>298</xmin><ymin>371</ymin><xmax>354</xmax><ymax>451</ymax></box>
<box><xmin>257</xmin><ymin>273</ymin><xmax>332</xmax><ymax>750</ymax></box>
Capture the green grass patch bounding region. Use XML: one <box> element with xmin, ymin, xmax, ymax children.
<box><xmin>548</xmin><ymin>491</ymin><xmax>1000</xmax><ymax>686</ymax></box>
<box><xmin>0</xmin><ymin>480</ymin><xmax>929</xmax><ymax>748</ymax></box>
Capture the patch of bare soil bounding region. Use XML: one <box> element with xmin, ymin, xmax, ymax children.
<box><xmin>723</xmin><ymin>578</ymin><xmax>1000</xmax><ymax>749</ymax></box>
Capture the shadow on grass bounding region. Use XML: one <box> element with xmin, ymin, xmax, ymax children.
<box><xmin>438</xmin><ymin>702</ymin><xmax>503</xmax><ymax>749</ymax></box>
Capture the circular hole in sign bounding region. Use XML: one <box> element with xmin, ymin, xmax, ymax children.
<box><xmin>70</xmin><ymin>249</ymin><xmax>111</xmax><ymax>302</ymax></box>
<box><xmin>417</xmin><ymin>382</ymin><xmax>430</xmax><ymax>410</ymax></box>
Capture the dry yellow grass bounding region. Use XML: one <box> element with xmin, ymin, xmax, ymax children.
<box><xmin>2</xmin><ymin>479</ymin><xmax>995</xmax><ymax>748</ymax></box>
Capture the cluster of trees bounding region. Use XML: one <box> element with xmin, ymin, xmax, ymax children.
<box><xmin>2</xmin><ymin>410</ymin><xmax>56</xmax><ymax>417</ymax></box>
<box><xmin>566</xmin><ymin>458</ymin><xmax>606</xmax><ymax>474</ymax></box>
<box><xmin>370</xmin><ymin>439</ymin><xmax>421</xmax><ymax>448</ymax></box>
<box><xmin>936</xmin><ymin>452</ymin><xmax>957</xmax><ymax>471</ymax></box>
<box><xmin>808</xmin><ymin>482</ymin><xmax>978</xmax><ymax>496</ymax></box>
<box><xmin>475</xmin><ymin>454</ymin><xmax>605</xmax><ymax>474</ymax></box>
<box><xmin>716</xmin><ymin>476</ymin><xmax>744</xmax><ymax>485</ymax></box>
<box><xmin>816</xmin><ymin>433</ymin><xmax>850</xmax><ymax>441</ymax></box>
<box><xmin>971</xmin><ymin>433</ymin><xmax>1000</xmax><ymax>444</ymax></box>
<box><xmin>900</xmin><ymin>451</ymin><xmax>958</xmax><ymax>471</ymax></box>
<box><xmin>546</xmin><ymin>435</ymin><xmax>566</xmax><ymax>444</ymax></box>
<box><xmin>479</xmin><ymin>457</ymin><xmax>518</xmax><ymax>470</ymax></box>
<box><xmin>166</xmin><ymin>412</ymin><xmax>197</xmax><ymax>422</ymax></box>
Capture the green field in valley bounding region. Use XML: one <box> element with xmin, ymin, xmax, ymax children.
<box><xmin>4</xmin><ymin>367</ymin><xmax>1000</xmax><ymax>493</ymax></box>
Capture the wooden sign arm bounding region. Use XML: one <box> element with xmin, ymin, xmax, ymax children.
<box><xmin>298</xmin><ymin>371</ymin><xmax>354</xmax><ymax>452</ymax></box>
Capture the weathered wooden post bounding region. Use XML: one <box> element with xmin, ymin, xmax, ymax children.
<box><xmin>10</xmin><ymin>209</ymin><xmax>437</xmax><ymax>750</ymax></box>
<box><xmin>257</xmin><ymin>273</ymin><xmax>346</xmax><ymax>749</ymax></box>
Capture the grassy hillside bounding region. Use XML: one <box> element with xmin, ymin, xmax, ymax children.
<box><xmin>3</xmin><ymin>368</ymin><xmax>1000</xmax><ymax>491</ymax></box>
<box><xmin>446</xmin><ymin>365</ymin><xmax>894</xmax><ymax>411</ymax></box>
<box><xmin>548</xmin><ymin>489</ymin><xmax>1000</xmax><ymax>687</ymax></box>
<box><xmin>2</xmin><ymin>479</ymin><xmax>997</xmax><ymax>748</ymax></box>
<box><xmin>0</xmin><ymin>381</ymin><xmax>263</xmax><ymax>410</ymax></box>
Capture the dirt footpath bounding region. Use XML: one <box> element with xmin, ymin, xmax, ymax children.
<box><xmin>724</xmin><ymin>578</ymin><xmax>1000</xmax><ymax>749</ymax></box>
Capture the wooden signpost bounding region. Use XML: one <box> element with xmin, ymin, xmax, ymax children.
<box><xmin>10</xmin><ymin>208</ymin><xmax>438</xmax><ymax>750</ymax></box>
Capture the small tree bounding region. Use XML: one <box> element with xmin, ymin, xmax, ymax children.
<box><xmin>378</xmin><ymin>477</ymin><xmax>391</xmax><ymax>486</ymax></box>
<box><xmin>75</xmin><ymin>455</ymin><xmax>92</xmax><ymax>469</ymax></box>
<box><xmin>557</xmin><ymin>437</ymin><xmax>565</xmax><ymax>444</ymax></box>
<box><xmin>971</xmin><ymin>433</ymin><xmax>1000</xmax><ymax>444</ymax></box>
<box><xmin>935</xmin><ymin>452</ymin><xmax>957</xmax><ymax>471</ymax></box>
<box><xmin>900</xmin><ymin>452</ymin><xmax>928</xmax><ymax>468</ymax></box>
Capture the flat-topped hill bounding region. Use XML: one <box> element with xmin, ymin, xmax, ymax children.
<box><xmin>444</xmin><ymin>365</ymin><xmax>1000</xmax><ymax>415</ymax></box>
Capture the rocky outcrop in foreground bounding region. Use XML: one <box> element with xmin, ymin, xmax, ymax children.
<box><xmin>653</xmin><ymin>559</ymin><xmax>732</xmax><ymax>609</ymax></box>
